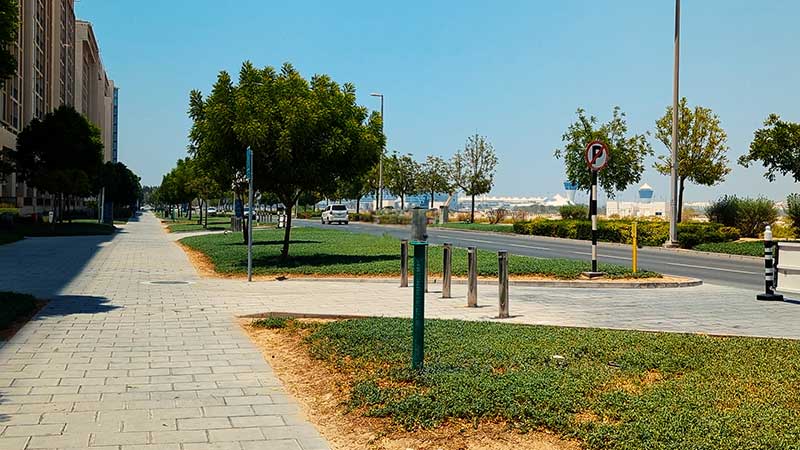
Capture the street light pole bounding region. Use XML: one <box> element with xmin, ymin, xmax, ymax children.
<box><xmin>667</xmin><ymin>0</ymin><xmax>681</xmax><ymax>247</ymax></box>
<box><xmin>371</xmin><ymin>93</ymin><xmax>384</xmax><ymax>210</ymax></box>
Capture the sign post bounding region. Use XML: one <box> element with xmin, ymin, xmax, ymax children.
<box><xmin>246</xmin><ymin>147</ymin><xmax>254</xmax><ymax>282</ymax></box>
<box><xmin>583</xmin><ymin>140</ymin><xmax>609</xmax><ymax>278</ymax></box>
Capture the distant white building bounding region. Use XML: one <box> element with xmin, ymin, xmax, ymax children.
<box><xmin>605</xmin><ymin>183</ymin><xmax>667</xmax><ymax>218</ymax></box>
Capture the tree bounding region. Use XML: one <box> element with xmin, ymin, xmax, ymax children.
<box><xmin>234</xmin><ymin>62</ymin><xmax>384</xmax><ymax>259</ymax></box>
<box><xmin>188</xmin><ymin>72</ymin><xmax>248</xmax><ymax>239</ymax></box>
<box><xmin>384</xmin><ymin>152</ymin><xmax>420</xmax><ymax>210</ymax></box>
<box><xmin>98</xmin><ymin>162</ymin><xmax>141</xmax><ymax>221</ymax></box>
<box><xmin>13</xmin><ymin>106</ymin><xmax>103</xmax><ymax>221</ymax></box>
<box><xmin>451</xmin><ymin>134</ymin><xmax>498</xmax><ymax>222</ymax></box>
<box><xmin>417</xmin><ymin>155</ymin><xmax>453</xmax><ymax>209</ymax></box>
<box><xmin>653</xmin><ymin>98</ymin><xmax>731</xmax><ymax>222</ymax></box>
<box><xmin>0</xmin><ymin>0</ymin><xmax>19</xmax><ymax>81</ymax></box>
<box><xmin>738</xmin><ymin>114</ymin><xmax>800</xmax><ymax>182</ymax></box>
<box><xmin>554</xmin><ymin>107</ymin><xmax>652</xmax><ymax>201</ymax></box>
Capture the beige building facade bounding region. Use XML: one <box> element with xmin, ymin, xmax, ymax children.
<box><xmin>0</xmin><ymin>1</ymin><xmax>115</xmax><ymax>211</ymax></box>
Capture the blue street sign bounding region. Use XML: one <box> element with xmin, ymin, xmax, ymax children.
<box><xmin>245</xmin><ymin>147</ymin><xmax>252</xmax><ymax>180</ymax></box>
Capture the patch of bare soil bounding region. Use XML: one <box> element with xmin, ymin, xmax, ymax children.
<box><xmin>240</xmin><ymin>320</ymin><xmax>582</xmax><ymax>450</ymax></box>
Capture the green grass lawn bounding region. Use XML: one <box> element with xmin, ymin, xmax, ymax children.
<box><xmin>165</xmin><ymin>216</ymin><xmax>231</xmax><ymax>233</ymax></box>
<box><xmin>0</xmin><ymin>292</ymin><xmax>38</xmax><ymax>330</ymax></box>
<box><xmin>180</xmin><ymin>227</ymin><xmax>657</xmax><ymax>279</ymax></box>
<box><xmin>693</xmin><ymin>241</ymin><xmax>764</xmax><ymax>257</ymax></box>
<box><xmin>276</xmin><ymin>317</ymin><xmax>800</xmax><ymax>450</ymax></box>
<box><xmin>433</xmin><ymin>222</ymin><xmax>516</xmax><ymax>233</ymax></box>
<box><xmin>8</xmin><ymin>222</ymin><xmax>115</xmax><ymax>237</ymax></box>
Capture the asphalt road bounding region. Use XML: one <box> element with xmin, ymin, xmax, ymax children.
<box><xmin>295</xmin><ymin>219</ymin><xmax>763</xmax><ymax>291</ymax></box>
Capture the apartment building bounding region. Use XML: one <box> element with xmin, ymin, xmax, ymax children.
<box><xmin>0</xmin><ymin>1</ymin><xmax>116</xmax><ymax>210</ymax></box>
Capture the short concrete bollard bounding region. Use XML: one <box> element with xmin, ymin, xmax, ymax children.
<box><xmin>498</xmin><ymin>250</ymin><xmax>509</xmax><ymax>318</ymax></box>
<box><xmin>442</xmin><ymin>243</ymin><xmax>452</xmax><ymax>298</ymax></box>
<box><xmin>467</xmin><ymin>246</ymin><xmax>478</xmax><ymax>307</ymax></box>
<box><xmin>400</xmin><ymin>239</ymin><xmax>409</xmax><ymax>288</ymax></box>
<box><xmin>757</xmin><ymin>225</ymin><xmax>783</xmax><ymax>301</ymax></box>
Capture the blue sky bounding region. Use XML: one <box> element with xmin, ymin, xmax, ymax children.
<box><xmin>76</xmin><ymin>0</ymin><xmax>800</xmax><ymax>203</ymax></box>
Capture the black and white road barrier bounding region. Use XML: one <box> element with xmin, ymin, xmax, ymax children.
<box><xmin>757</xmin><ymin>225</ymin><xmax>783</xmax><ymax>301</ymax></box>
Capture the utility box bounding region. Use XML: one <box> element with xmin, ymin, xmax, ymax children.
<box><xmin>776</xmin><ymin>242</ymin><xmax>800</xmax><ymax>295</ymax></box>
<box><xmin>411</xmin><ymin>207</ymin><xmax>428</xmax><ymax>242</ymax></box>
<box><xmin>439</xmin><ymin>205</ymin><xmax>449</xmax><ymax>224</ymax></box>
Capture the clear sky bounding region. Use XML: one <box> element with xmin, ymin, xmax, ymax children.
<box><xmin>76</xmin><ymin>0</ymin><xmax>800</xmax><ymax>204</ymax></box>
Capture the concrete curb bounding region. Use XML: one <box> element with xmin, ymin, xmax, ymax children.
<box><xmin>263</xmin><ymin>276</ymin><xmax>703</xmax><ymax>289</ymax></box>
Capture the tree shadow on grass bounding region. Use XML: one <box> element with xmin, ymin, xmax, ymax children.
<box><xmin>224</xmin><ymin>239</ymin><xmax>322</xmax><ymax>246</ymax></box>
<box><xmin>249</xmin><ymin>253</ymin><xmax>398</xmax><ymax>269</ymax></box>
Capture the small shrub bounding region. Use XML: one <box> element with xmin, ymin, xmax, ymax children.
<box><xmin>511</xmin><ymin>210</ymin><xmax>529</xmax><ymax>222</ymax></box>
<box><xmin>736</xmin><ymin>197</ymin><xmax>778</xmax><ymax>238</ymax></box>
<box><xmin>706</xmin><ymin>195</ymin><xmax>740</xmax><ymax>227</ymax></box>
<box><xmin>485</xmin><ymin>208</ymin><xmax>508</xmax><ymax>225</ymax></box>
<box><xmin>0</xmin><ymin>292</ymin><xmax>38</xmax><ymax>329</ymax></box>
<box><xmin>251</xmin><ymin>316</ymin><xmax>292</xmax><ymax>329</ymax></box>
<box><xmin>454</xmin><ymin>212</ymin><xmax>471</xmax><ymax>222</ymax></box>
<box><xmin>559</xmin><ymin>204</ymin><xmax>589</xmax><ymax>220</ymax></box>
<box><xmin>786</xmin><ymin>194</ymin><xmax>800</xmax><ymax>236</ymax></box>
<box><xmin>376</xmin><ymin>213</ymin><xmax>411</xmax><ymax>225</ymax></box>
<box><xmin>771</xmin><ymin>222</ymin><xmax>795</xmax><ymax>239</ymax></box>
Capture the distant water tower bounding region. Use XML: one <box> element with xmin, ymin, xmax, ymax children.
<box><xmin>638</xmin><ymin>183</ymin><xmax>654</xmax><ymax>204</ymax></box>
<box><xmin>564</xmin><ymin>181</ymin><xmax>578</xmax><ymax>204</ymax></box>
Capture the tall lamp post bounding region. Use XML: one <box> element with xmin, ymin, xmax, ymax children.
<box><xmin>370</xmin><ymin>92</ymin><xmax>385</xmax><ymax>210</ymax></box>
<box><xmin>667</xmin><ymin>0</ymin><xmax>681</xmax><ymax>247</ymax></box>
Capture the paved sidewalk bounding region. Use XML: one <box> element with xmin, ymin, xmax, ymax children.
<box><xmin>0</xmin><ymin>215</ymin><xmax>330</xmax><ymax>450</ymax></box>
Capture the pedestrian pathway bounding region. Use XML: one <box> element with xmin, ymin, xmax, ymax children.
<box><xmin>0</xmin><ymin>214</ymin><xmax>330</xmax><ymax>450</ymax></box>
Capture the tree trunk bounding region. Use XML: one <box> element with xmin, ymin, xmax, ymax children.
<box><xmin>470</xmin><ymin>194</ymin><xmax>476</xmax><ymax>223</ymax></box>
<box><xmin>677</xmin><ymin>177</ymin><xmax>686</xmax><ymax>223</ymax></box>
<box><xmin>400</xmin><ymin>195</ymin><xmax>404</xmax><ymax>211</ymax></box>
<box><xmin>281</xmin><ymin>204</ymin><xmax>294</xmax><ymax>260</ymax></box>
<box><xmin>204</xmin><ymin>199</ymin><xmax>208</xmax><ymax>229</ymax></box>
<box><xmin>431</xmin><ymin>190</ymin><xmax>435</xmax><ymax>209</ymax></box>
<box><xmin>356</xmin><ymin>198</ymin><xmax>360</xmax><ymax>214</ymax></box>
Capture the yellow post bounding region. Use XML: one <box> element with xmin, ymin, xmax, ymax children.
<box><xmin>632</xmin><ymin>222</ymin><xmax>638</xmax><ymax>273</ymax></box>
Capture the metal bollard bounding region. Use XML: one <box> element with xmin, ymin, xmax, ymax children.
<box><xmin>757</xmin><ymin>225</ymin><xmax>783</xmax><ymax>301</ymax></box>
<box><xmin>498</xmin><ymin>251</ymin><xmax>509</xmax><ymax>318</ymax></box>
<box><xmin>424</xmin><ymin>245</ymin><xmax>429</xmax><ymax>293</ymax></box>
<box><xmin>467</xmin><ymin>247</ymin><xmax>478</xmax><ymax>307</ymax></box>
<box><xmin>442</xmin><ymin>243</ymin><xmax>452</xmax><ymax>298</ymax></box>
<box><xmin>400</xmin><ymin>240</ymin><xmax>409</xmax><ymax>288</ymax></box>
<box><xmin>411</xmin><ymin>241</ymin><xmax>428</xmax><ymax>370</ymax></box>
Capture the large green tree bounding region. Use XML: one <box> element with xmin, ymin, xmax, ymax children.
<box><xmin>384</xmin><ymin>152</ymin><xmax>420</xmax><ymax>211</ymax></box>
<box><xmin>417</xmin><ymin>155</ymin><xmax>453</xmax><ymax>209</ymax></box>
<box><xmin>554</xmin><ymin>107</ymin><xmax>652</xmax><ymax>200</ymax></box>
<box><xmin>452</xmin><ymin>134</ymin><xmax>498</xmax><ymax>223</ymax></box>
<box><xmin>653</xmin><ymin>98</ymin><xmax>731</xmax><ymax>222</ymax></box>
<box><xmin>234</xmin><ymin>62</ymin><xmax>384</xmax><ymax>259</ymax></box>
<box><xmin>188</xmin><ymin>72</ymin><xmax>248</xmax><ymax>238</ymax></box>
<box><xmin>0</xmin><ymin>0</ymin><xmax>19</xmax><ymax>81</ymax></box>
<box><xmin>97</xmin><ymin>161</ymin><xmax>141</xmax><ymax>221</ymax></box>
<box><xmin>739</xmin><ymin>114</ymin><xmax>800</xmax><ymax>182</ymax></box>
<box><xmin>14</xmin><ymin>106</ymin><xmax>103</xmax><ymax>221</ymax></box>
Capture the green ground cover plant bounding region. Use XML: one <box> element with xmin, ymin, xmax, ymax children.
<box><xmin>0</xmin><ymin>232</ymin><xmax>23</xmax><ymax>246</ymax></box>
<box><xmin>165</xmin><ymin>216</ymin><xmax>231</xmax><ymax>233</ymax></box>
<box><xmin>0</xmin><ymin>292</ymin><xmax>38</xmax><ymax>330</ymax></box>
<box><xmin>693</xmin><ymin>241</ymin><xmax>764</xmax><ymax>257</ymax></box>
<box><xmin>180</xmin><ymin>227</ymin><xmax>657</xmax><ymax>279</ymax></box>
<box><xmin>299</xmin><ymin>317</ymin><xmax>800</xmax><ymax>450</ymax></box>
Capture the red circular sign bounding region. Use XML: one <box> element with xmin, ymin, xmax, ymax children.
<box><xmin>585</xmin><ymin>140</ymin><xmax>609</xmax><ymax>171</ymax></box>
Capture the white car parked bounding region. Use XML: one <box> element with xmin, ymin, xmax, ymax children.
<box><xmin>321</xmin><ymin>204</ymin><xmax>349</xmax><ymax>225</ymax></box>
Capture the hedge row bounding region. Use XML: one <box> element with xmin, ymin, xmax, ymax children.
<box><xmin>512</xmin><ymin>219</ymin><xmax>740</xmax><ymax>248</ymax></box>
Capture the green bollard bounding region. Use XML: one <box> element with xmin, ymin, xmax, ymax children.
<box><xmin>411</xmin><ymin>241</ymin><xmax>427</xmax><ymax>370</ymax></box>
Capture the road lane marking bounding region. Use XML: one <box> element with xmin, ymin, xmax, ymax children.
<box><xmin>665</xmin><ymin>262</ymin><xmax>758</xmax><ymax>275</ymax></box>
<box><xmin>569</xmin><ymin>251</ymin><xmax>630</xmax><ymax>261</ymax></box>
